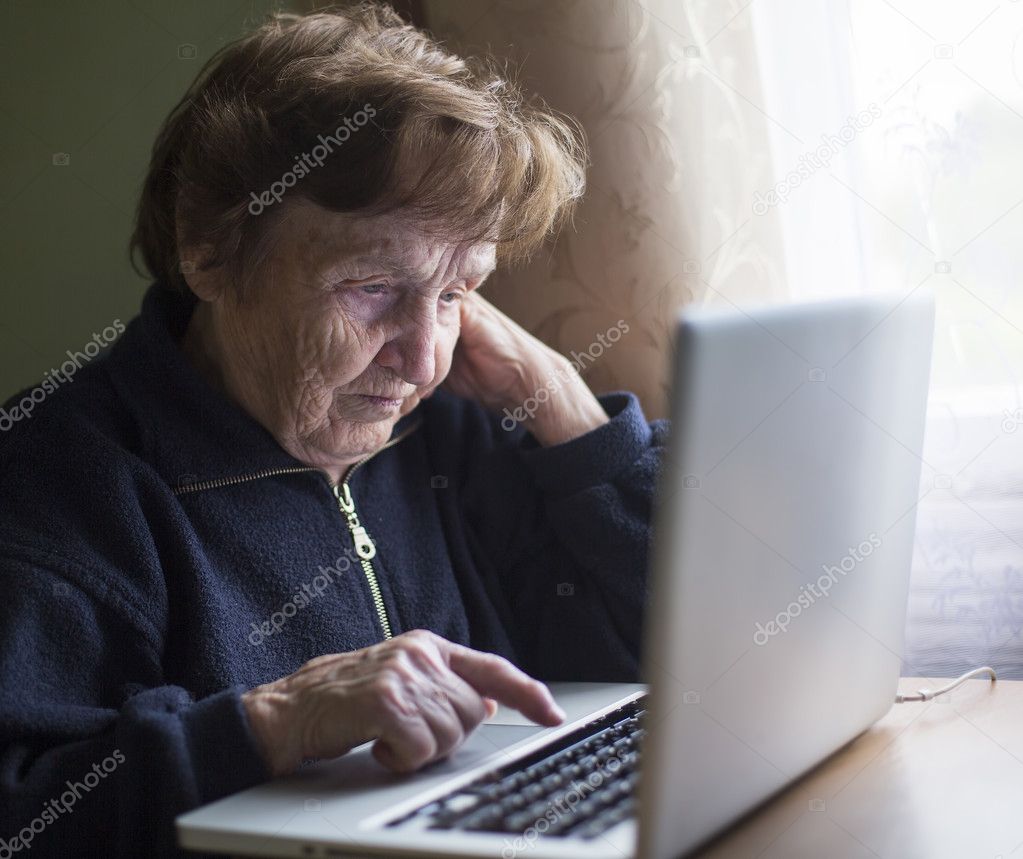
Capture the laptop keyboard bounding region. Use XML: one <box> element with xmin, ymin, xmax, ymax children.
<box><xmin>387</xmin><ymin>696</ymin><xmax>646</xmax><ymax>840</ymax></box>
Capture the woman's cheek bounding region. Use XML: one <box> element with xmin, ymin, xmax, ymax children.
<box><xmin>433</xmin><ymin>327</ymin><xmax>459</xmax><ymax>379</ymax></box>
<box><xmin>331</xmin><ymin>298</ymin><xmax>385</xmax><ymax>354</ymax></box>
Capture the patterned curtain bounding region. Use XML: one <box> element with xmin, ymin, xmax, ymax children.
<box><xmin>420</xmin><ymin>0</ymin><xmax>788</xmax><ymax>419</ymax></box>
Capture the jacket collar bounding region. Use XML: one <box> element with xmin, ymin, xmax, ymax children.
<box><xmin>105</xmin><ymin>282</ymin><xmax>421</xmax><ymax>492</ymax></box>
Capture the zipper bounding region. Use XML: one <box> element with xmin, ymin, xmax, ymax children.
<box><xmin>334</xmin><ymin>481</ymin><xmax>391</xmax><ymax>639</ymax></box>
<box><xmin>170</xmin><ymin>415</ymin><xmax>423</xmax><ymax>641</ymax></box>
<box><xmin>172</xmin><ymin>465</ymin><xmax>318</xmax><ymax>496</ymax></box>
<box><xmin>170</xmin><ymin>416</ymin><xmax>423</xmax><ymax>497</ymax></box>
<box><xmin>332</xmin><ymin>417</ymin><xmax>423</xmax><ymax>641</ymax></box>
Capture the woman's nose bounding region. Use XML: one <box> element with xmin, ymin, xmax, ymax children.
<box><xmin>375</xmin><ymin>316</ymin><xmax>437</xmax><ymax>387</ymax></box>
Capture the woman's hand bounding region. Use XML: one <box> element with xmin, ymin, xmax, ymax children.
<box><xmin>442</xmin><ymin>292</ymin><xmax>608</xmax><ymax>446</ymax></box>
<box><xmin>241</xmin><ymin>629</ymin><xmax>566</xmax><ymax>777</ymax></box>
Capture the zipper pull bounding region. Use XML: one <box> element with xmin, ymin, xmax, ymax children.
<box><xmin>334</xmin><ymin>483</ymin><xmax>377</xmax><ymax>560</ymax></box>
<box><xmin>352</xmin><ymin>528</ymin><xmax>377</xmax><ymax>561</ymax></box>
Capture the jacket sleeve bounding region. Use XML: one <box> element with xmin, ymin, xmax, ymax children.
<box><xmin>458</xmin><ymin>391</ymin><xmax>670</xmax><ymax>682</ymax></box>
<box><xmin>0</xmin><ymin>546</ymin><xmax>268</xmax><ymax>858</ymax></box>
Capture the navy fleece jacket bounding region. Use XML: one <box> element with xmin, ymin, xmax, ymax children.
<box><xmin>0</xmin><ymin>283</ymin><xmax>668</xmax><ymax>857</ymax></box>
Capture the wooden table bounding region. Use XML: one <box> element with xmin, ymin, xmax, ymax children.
<box><xmin>695</xmin><ymin>676</ymin><xmax>1023</xmax><ymax>858</ymax></box>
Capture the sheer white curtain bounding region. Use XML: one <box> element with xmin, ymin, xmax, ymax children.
<box><xmin>750</xmin><ymin>1</ymin><xmax>1023</xmax><ymax>679</ymax></box>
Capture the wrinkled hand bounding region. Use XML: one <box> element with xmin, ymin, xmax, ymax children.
<box><xmin>242</xmin><ymin>629</ymin><xmax>566</xmax><ymax>776</ymax></box>
<box><xmin>442</xmin><ymin>292</ymin><xmax>608</xmax><ymax>445</ymax></box>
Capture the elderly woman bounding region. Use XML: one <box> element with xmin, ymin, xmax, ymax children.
<box><xmin>0</xmin><ymin>4</ymin><xmax>667</xmax><ymax>856</ymax></box>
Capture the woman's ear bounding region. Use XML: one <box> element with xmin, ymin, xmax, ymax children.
<box><xmin>175</xmin><ymin>198</ymin><xmax>223</xmax><ymax>302</ymax></box>
<box><xmin>177</xmin><ymin>245</ymin><xmax>222</xmax><ymax>302</ymax></box>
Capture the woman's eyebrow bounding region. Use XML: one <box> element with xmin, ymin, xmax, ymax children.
<box><xmin>341</xmin><ymin>252</ymin><xmax>495</xmax><ymax>282</ymax></box>
<box><xmin>333</xmin><ymin>247</ymin><xmax>424</xmax><ymax>277</ymax></box>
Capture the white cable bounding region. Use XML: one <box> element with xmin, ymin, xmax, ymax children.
<box><xmin>894</xmin><ymin>666</ymin><xmax>997</xmax><ymax>703</ymax></box>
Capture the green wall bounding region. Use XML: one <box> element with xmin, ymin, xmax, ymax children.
<box><xmin>0</xmin><ymin>0</ymin><xmax>291</xmax><ymax>400</ymax></box>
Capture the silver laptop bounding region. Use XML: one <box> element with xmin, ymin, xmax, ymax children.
<box><xmin>178</xmin><ymin>289</ymin><xmax>935</xmax><ymax>859</ymax></box>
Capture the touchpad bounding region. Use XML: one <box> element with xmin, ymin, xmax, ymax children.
<box><xmin>274</xmin><ymin>723</ymin><xmax>544</xmax><ymax>797</ymax></box>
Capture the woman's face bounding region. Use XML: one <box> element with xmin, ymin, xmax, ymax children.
<box><xmin>189</xmin><ymin>200</ymin><xmax>495</xmax><ymax>476</ymax></box>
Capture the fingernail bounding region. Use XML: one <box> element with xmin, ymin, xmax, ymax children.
<box><xmin>551</xmin><ymin>703</ymin><xmax>566</xmax><ymax>721</ymax></box>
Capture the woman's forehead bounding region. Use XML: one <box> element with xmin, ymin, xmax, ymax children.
<box><xmin>287</xmin><ymin>203</ymin><xmax>496</xmax><ymax>277</ymax></box>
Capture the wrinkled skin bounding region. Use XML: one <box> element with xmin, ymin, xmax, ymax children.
<box><xmin>183</xmin><ymin>201</ymin><xmax>496</xmax><ymax>479</ymax></box>
<box><xmin>181</xmin><ymin>199</ymin><xmax>608</xmax><ymax>482</ymax></box>
<box><xmin>245</xmin><ymin>629</ymin><xmax>566</xmax><ymax>777</ymax></box>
